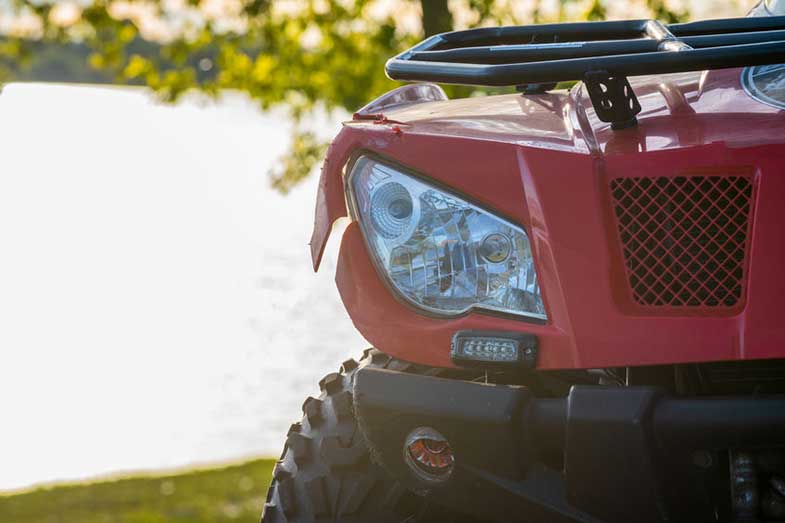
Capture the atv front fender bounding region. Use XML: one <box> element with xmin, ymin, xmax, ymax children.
<box><xmin>309</xmin><ymin>128</ymin><xmax>354</xmax><ymax>271</ymax></box>
<box><xmin>310</xmin><ymin>113</ymin><xmax>426</xmax><ymax>271</ymax></box>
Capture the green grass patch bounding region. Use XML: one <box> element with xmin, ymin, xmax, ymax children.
<box><xmin>0</xmin><ymin>458</ymin><xmax>275</xmax><ymax>523</ymax></box>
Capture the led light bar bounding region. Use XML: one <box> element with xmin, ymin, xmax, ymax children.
<box><xmin>450</xmin><ymin>331</ymin><xmax>537</xmax><ymax>369</ymax></box>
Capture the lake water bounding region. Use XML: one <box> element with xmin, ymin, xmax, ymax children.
<box><xmin>0</xmin><ymin>83</ymin><xmax>367</xmax><ymax>491</ymax></box>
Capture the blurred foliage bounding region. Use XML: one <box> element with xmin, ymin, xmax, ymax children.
<box><xmin>0</xmin><ymin>458</ymin><xmax>275</xmax><ymax>522</ymax></box>
<box><xmin>0</xmin><ymin>0</ymin><xmax>688</xmax><ymax>190</ymax></box>
<box><xmin>270</xmin><ymin>128</ymin><xmax>328</xmax><ymax>194</ymax></box>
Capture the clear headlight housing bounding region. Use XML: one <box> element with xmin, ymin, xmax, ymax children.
<box><xmin>349</xmin><ymin>156</ymin><xmax>545</xmax><ymax>320</ymax></box>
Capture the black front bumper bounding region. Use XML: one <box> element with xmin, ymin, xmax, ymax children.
<box><xmin>353</xmin><ymin>367</ymin><xmax>785</xmax><ymax>523</ymax></box>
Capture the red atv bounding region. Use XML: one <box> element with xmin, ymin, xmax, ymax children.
<box><xmin>263</xmin><ymin>7</ymin><xmax>785</xmax><ymax>523</ymax></box>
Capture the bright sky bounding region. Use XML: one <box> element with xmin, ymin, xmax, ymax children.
<box><xmin>0</xmin><ymin>83</ymin><xmax>366</xmax><ymax>491</ymax></box>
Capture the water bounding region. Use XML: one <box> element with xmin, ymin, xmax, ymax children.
<box><xmin>0</xmin><ymin>83</ymin><xmax>367</xmax><ymax>491</ymax></box>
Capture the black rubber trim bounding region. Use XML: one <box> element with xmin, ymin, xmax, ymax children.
<box><xmin>354</xmin><ymin>365</ymin><xmax>785</xmax><ymax>523</ymax></box>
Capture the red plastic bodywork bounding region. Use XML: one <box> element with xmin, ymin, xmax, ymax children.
<box><xmin>311</xmin><ymin>68</ymin><xmax>785</xmax><ymax>370</ymax></box>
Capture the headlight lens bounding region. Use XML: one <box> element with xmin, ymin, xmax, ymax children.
<box><xmin>349</xmin><ymin>156</ymin><xmax>545</xmax><ymax>319</ymax></box>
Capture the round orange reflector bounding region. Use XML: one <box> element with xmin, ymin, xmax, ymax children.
<box><xmin>403</xmin><ymin>427</ymin><xmax>454</xmax><ymax>483</ymax></box>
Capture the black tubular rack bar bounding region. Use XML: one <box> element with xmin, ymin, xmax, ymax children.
<box><xmin>386</xmin><ymin>16</ymin><xmax>785</xmax><ymax>129</ymax></box>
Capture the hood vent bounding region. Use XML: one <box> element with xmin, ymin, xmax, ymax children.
<box><xmin>610</xmin><ymin>175</ymin><xmax>754</xmax><ymax>309</ymax></box>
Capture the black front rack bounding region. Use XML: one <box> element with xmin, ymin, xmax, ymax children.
<box><xmin>386</xmin><ymin>16</ymin><xmax>785</xmax><ymax>129</ymax></box>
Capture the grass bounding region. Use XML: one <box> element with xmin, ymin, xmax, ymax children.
<box><xmin>0</xmin><ymin>458</ymin><xmax>275</xmax><ymax>523</ymax></box>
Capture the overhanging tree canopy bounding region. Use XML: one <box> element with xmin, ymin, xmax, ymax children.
<box><xmin>0</xmin><ymin>0</ymin><xmax>688</xmax><ymax>191</ymax></box>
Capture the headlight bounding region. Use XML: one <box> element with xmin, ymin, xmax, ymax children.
<box><xmin>349</xmin><ymin>156</ymin><xmax>545</xmax><ymax>320</ymax></box>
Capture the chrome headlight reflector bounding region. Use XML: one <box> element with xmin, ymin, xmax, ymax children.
<box><xmin>349</xmin><ymin>156</ymin><xmax>545</xmax><ymax>320</ymax></box>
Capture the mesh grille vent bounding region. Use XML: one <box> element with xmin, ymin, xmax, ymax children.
<box><xmin>610</xmin><ymin>176</ymin><xmax>753</xmax><ymax>308</ymax></box>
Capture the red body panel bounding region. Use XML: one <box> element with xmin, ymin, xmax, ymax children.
<box><xmin>313</xmin><ymin>68</ymin><xmax>785</xmax><ymax>370</ymax></box>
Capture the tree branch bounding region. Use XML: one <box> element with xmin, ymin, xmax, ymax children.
<box><xmin>420</xmin><ymin>0</ymin><xmax>453</xmax><ymax>36</ymax></box>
